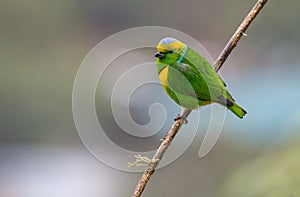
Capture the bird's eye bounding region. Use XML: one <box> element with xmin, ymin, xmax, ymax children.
<box><xmin>168</xmin><ymin>50</ymin><xmax>174</xmax><ymax>54</ymax></box>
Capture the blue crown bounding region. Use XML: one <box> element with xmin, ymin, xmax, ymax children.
<box><xmin>159</xmin><ymin>37</ymin><xmax>178</xmax><ymax>45</ymax></box>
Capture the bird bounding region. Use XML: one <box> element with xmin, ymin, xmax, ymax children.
<box><xmin>154</xmin><ymin>37</ymin><xmax>247</xmax><ymax>119</ymax></box>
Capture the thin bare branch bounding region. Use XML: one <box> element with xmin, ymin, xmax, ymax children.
<box><xmin>131</xmin><ymin>108</ymin><xmax>191</xmax><ymax>197</ymax></box>
<box><xmin>131</xmin><ymin>1</ymin><xmax>268</xmax><ymax>196</ymax></box>
<box><xmin>214</xmin><ymin>0</ymin><xmax>268</xmax><ymax>72</ymax></box>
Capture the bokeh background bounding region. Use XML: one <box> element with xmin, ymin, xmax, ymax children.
<box><xmin>1</xmin><ymin>0</ymin><xmax>300</xmax><ymax>196</ymax></box>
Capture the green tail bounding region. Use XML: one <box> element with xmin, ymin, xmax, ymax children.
<box><xmin>223</xmin><ymin>91</ymin><xmax>247</xmax><ymax>119</ymax></box>
<box><xmin>228</xmin><ymin>102</ymin><xmax>247</xmax><ymax>119</ymax></box>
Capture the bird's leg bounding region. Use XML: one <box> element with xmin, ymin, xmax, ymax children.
<box><xmin>174</xmin><ymin>108</ymin><xmax>191</xmax><ymax>124</ymax></box>
<box><xmin>174</xmin><ymin>114</ymin><xmax>188</xmax><ymax>124</ymax></box>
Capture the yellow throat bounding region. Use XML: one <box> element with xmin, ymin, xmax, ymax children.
<box><xmin>158</xmin><ymin>66</ymin><xmax>169</xmax><ymax>92</ymax></box>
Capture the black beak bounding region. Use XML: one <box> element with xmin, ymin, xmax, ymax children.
<box><xmin>155</xmin><ymin>52</ymin><xmax>166</xmax><ymax>59</ymax></box>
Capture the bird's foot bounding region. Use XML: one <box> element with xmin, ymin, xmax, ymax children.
<box><xmin>174</xmin><ymin>114</ymin><xmax>188</xmax><ymax>124</ymax></box>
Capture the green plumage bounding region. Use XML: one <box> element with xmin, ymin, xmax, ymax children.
<box><xmin>155</xmin><ymin>38</ymin><xmax>247</xmax><ymax>118</ymax></box>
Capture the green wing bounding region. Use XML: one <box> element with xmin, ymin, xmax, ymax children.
<box><xmin>166</xmin><ymin>62</ymin><xmax>210</xmax><ymax>108</ymax></box>
<box><xmin>167</xmin><ymin>48</ymin><xmax>227</xmax><ymax>103</ymax></box>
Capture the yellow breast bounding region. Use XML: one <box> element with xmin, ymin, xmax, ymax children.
<box><xmin>158</xmin><ymin>66</ymin><xmax>169</xmax><ymax>92</ymax></box>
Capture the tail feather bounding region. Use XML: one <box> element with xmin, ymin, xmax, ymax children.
<box><xmin>228</xmin><ymin>102</ymin><xmax>247</xmax><ymax>119</ymax></box>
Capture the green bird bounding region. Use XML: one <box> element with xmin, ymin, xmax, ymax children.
<box><xmin>155</xmin><ymin>37</ymin><xmax>247</xmax><ymax>118</ymax></box>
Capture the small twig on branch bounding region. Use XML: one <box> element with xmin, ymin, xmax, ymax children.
<box><xmin>131</xmin><ymin>0</ymin><xmax>268</xmax><ymax>197</ymax></box>
<box><xmin>131</xmin><ymin>108</ymin><xmax>191</xmax><ymax>197</ymax></box>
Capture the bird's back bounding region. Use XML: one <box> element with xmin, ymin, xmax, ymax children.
<box><xmin>173</xmin><ymin>48</ymin><xmax>227</xmax><ymax>104</ymax></box>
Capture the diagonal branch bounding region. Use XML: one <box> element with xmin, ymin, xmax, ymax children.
<box><xmin>214</xmin><ymin>0</ymin><xmax>268</xmax><ymax>72</ymax></box>
<box><xmin>131</xmin><ymin>0</ymin><xmax>268</xmax><ymax>196</ymax></box>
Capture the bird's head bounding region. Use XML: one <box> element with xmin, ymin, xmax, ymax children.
<box><xmin>155</xmin><ymin>37</ymin><xmax>187</xmax><ymax>64</ymax></box>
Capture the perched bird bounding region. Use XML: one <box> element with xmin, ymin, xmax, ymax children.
<box><xmin>155</xmin><ymin>37</ymin><xmax>247</xmax><ymax>118</ymax></box>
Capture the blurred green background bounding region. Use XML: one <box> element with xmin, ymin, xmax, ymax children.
<box><xmin>1</xmin><ymin>0</ymin><xmax>300</xmax><ymax>196</ymax></box>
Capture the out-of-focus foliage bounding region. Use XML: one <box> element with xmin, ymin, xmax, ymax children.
<box><xmin>218</xmin><ymin>139</ymin><xmax>300</xmax><ymax>197</ymax></box>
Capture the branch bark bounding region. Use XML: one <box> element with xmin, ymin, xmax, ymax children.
<box><xmin>214</xmin><ymin>0</ymin><xmax>268</xmax><ymax>72</ymax></box>
<box><xmin>131</xmin><ymin>0</ymin><xmax>268</xmax><ymax>196</ymax></box>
